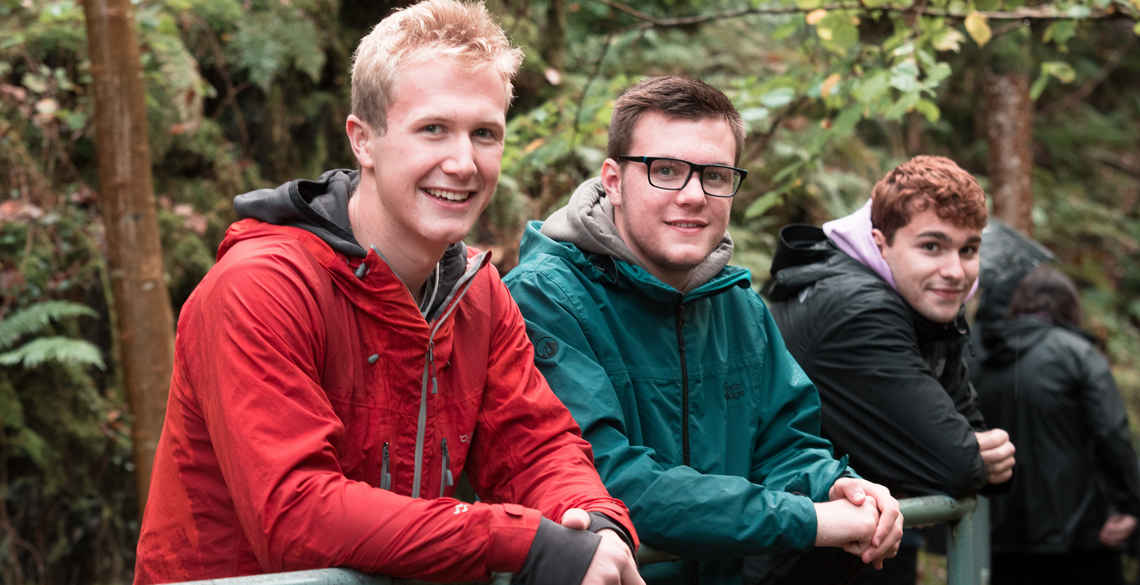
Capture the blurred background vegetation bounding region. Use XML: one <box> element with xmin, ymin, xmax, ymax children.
<box><xmin>2</xmin><ymin>0</ymin><xmax>1139</xmax><ymax>582</ymax></box>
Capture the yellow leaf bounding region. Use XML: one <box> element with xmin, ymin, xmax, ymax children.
<box><xmin>820</xmin><ymin>73</ymin><xmax>841</xmax><ymax>98</ymax></box>
<box><xmin>818</xmin><ymin>27</ymin><xmax>833</xmax><ymax>41</ymax></box>
<box><xmin>964</xmin><ymin>11</ymin><xmax>992</xmax><ymax>47</ymax></box>
<box><xmin>806</xmin><ymin>8</ymin><xmax>827</xmax><ymax>25</ymax></box>
<box><xmin>524</xmin><ymin>138</ymin><xmax>545</xmax><ymax>154</ymax></box>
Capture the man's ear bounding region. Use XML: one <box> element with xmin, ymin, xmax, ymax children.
<box><xmin>346</xmin><ymin>115</ymin><xmax>376</xmax><ymax>170</ymax></box>
<box><xmin>871</xmin><ymin>228</ymin><xmax>887</xmax><ymax>255</ymax></box>
<box><xmin>600</xmin><ymin>158</ymin><xmax>623</xmax><ymax>207</ymax></box>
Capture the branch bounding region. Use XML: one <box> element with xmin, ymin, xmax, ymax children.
<box><xmin>596</xmin><ymin>0</ymin><xmax>1132</xmax><ymax>28</ymax></box>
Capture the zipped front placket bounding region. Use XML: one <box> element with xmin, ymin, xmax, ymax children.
<box><xmin>409</xmin><ymin>251</ymin><xmax>491</xmax><ymax>499</ymax></box>
<box><xmin>674</xmin><ymin>301</ymin><xmax>691</xmax><ymax>467</ymax></box>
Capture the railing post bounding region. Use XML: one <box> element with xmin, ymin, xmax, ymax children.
<box><xmin>947</xmin><ymin>496</ymin><xmax>990</xmax><ymax>585</ymax></box>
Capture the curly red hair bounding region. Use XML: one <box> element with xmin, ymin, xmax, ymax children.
<box><xmin>870</xmin><ymin>155</ymin><xmax>987</xmax><ymax>243</ymax></box>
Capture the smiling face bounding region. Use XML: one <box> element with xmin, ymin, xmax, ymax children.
<box><xmin>601</xmin><ymin>111</ymin><xmax>735</xmax><ymax>290</ymax></box>
<box><xmin>347</xmin><ymin>53</ymin><xmax>508</xmax><ymax>256</ymax></box>
<box><xmin>874</xmin><ymin>207</ymin><xmax>982</xmax><ymax>324</ymax></box>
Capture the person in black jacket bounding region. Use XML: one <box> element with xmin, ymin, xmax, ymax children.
<box><xmin>973</xmin><ymin>264</ymin><xmax>1140</xmax><ymax>585</ymax></box>
<box><xmin>765</xmin><ymin>155</ymin><xmax>1016</xmax><ymax>584</ymax></box>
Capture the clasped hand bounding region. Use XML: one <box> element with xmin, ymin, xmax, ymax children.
<box><xmin>560</xmin><ymin>508</ymin><xmax>644</xmax><ymax>585</ymax></box>
<box><xmin>815</xmin><ymin>478</ymin><xmax>904</xmax><ymax>569</ymax></box>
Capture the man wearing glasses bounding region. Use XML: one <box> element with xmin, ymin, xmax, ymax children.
<box><xmin>504</xmin><ymin>76</ymin><xmax>903</xmax><ymax>584</ymax></box>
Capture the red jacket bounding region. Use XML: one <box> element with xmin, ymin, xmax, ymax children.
<box><xmin>134</xmin><ymin>214</ymin><xmax>634</xmax><ymax>584</ymax></box>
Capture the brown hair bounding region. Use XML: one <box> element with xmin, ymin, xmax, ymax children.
<box><xmin>607</xmin><ymin>76</ymin><xmax>745</xmax><ymax>163</ymax></box>
<box><xmin>350</xmin><ymin>0</ymin><xmax>523</xmax><ymax>132</ymax></box>
<box><xmin>870</xmin><ymin>155</ymin><xmax>987</xmax><ymax>243</ymax></box>
<box><xmin>1008</xmin><ymin>264</ymin><xmax>1082</xmax><ymax>328</ymax></box>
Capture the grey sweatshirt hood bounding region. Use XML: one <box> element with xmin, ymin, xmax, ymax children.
<box><xmin>232</xmin><ymin>168</ymin><xmax>468</xmax><ymax>319</ymax></box>
<box><xmin>541</xmin><ymin>177</ymin><xmax>733</xmax><ymax>292</ymax></box>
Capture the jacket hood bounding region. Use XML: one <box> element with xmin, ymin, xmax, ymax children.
<box><xmin>228</xmin><ymin>168</ymin><xmax>469</xmax><ymax>319</ymax></box>
<box><xmin>765</xmin><ymin>224</ymin><xmax>846</xmax><ymax>301</ymax></box>
<box><xmin>822</xmin><ymin>199</ymin><xmax>897</xmax><ymax>289</ymax></box>
<box><xmin>540</xmin><ymin>177</ymin><xmax>734</xmax><ymax>293</ymax></box>
<box><xmin>234</xmin><ymin>168</ymin><xmax>365</xmax><ymax>258</ymax></box>
<box><xmin>980</xmin><ymin>316</ymin><xmax>1052</xmax><ymax>366</ymax></box>
<box><xmin>974</xmin><ymin>220</ymin><xmax>1056</xmax><ymax>323</ymax></box>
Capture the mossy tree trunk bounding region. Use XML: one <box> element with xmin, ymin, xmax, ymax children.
<box><xmin>983</xmin><ymin>31</ymin><xmax>1035</xmax><ymax>235</ymax></box>
<box><xmin>83</xmin><ymin>0</ymin><xmax>175</xmax><ymax>512</ymax></box>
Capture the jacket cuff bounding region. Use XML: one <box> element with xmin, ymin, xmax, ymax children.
<box><xmin>586</xmin><ymin>511</ymin><xmax>636</xmax><ymax>553</ymax></box>
<box><xmin>512</xmin><ymin>517</ymin><xmax>601</xmax><ymax>585</ymax></box>
<box><xmin>485</xmin><ymin>503</ymin><xmax>544</xmax><ymax>573</ymax></box>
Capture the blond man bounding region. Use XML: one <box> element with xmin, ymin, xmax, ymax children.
<box><xmin>134</xmin><ymin>3</ymin><xmax>640</xmax><ymax>584</ymax></box>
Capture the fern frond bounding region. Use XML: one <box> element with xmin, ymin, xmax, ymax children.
<box><xmin>0</xmin><ymin>301</ymin><xmax>99</xmax><ymax>350</ymax></box>
<box><xmin>0</xmin><ymin>337</ymin><xmax>105</xmax><ymax>370</ymax></box>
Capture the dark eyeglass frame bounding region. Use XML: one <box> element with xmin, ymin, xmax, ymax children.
<box><xmin>616</xmin><ymin>155</ymin><xmax>748</xmax><ymax>198</ymax></box>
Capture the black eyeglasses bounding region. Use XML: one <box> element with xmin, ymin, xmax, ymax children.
<box><xmin>617</xmin><ymin>155</ymin><xmax>747</xmax><ymax>198</ymax></box>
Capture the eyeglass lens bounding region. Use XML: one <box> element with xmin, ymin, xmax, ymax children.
<box><xmin>648</xmin><ymin>158</ymin><xmax>740</xmax><ymax>196</ymax></box>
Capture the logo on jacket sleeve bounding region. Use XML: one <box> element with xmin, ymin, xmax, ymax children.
<box><xmin>534</xmin><ymin>337</ymin><xmax>559</xmax><ymax>360</ymax></box>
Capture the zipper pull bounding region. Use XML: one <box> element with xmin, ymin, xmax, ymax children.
<box><xmin>428</xmin><ymin>341</ymin><xmax>439</xmax><ymax>395</ymax></box>
<box><xmin>381</xmin><ymin>442</ymin><xmax>391</xmax><ymax>491</ymax></box>
<box><xmin>440</xmin><ymin>438</ymin><xmax>453</xmax><ymax>497</ymax></box>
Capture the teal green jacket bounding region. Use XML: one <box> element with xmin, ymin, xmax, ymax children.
<box><xmin>504</xmin><ymin>221</ymin><xmax>852</xmax><ymax>584</ymax></box>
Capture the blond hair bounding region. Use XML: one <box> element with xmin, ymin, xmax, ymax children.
<box><xmin>350</xmin><ymin>0</ymin><xmax>523</xmax><ymax>132</ymax></box>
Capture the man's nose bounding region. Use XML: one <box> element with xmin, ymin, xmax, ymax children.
<box><xmin>441</xmin><ymin>137</ymin><xmax>477</xmax><ymax>178</ymax></box>
<box><xmin>941</xmin><ymin>254</ymin><xmax>966</xmax><ymax>281</ymax></box>
<box><xmin>674</xmin><ymin>171</ymin><xmax>706</xmax><ymax>207</ymax></box>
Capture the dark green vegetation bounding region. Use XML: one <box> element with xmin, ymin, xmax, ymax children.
<box><xmin>2</xmin><ymin>0</ymin><xmax>1139</xmax><ymax>583</ymax></box>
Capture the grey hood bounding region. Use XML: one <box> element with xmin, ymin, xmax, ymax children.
<box><xmin>541</xmin><ymin>177</ymin><xmax>733</xmax><ymax>293</ymax></box>
<box><xmin>232</xmin><ymin>168</ymin><xmax>468</xmax><ymax>319</ymax></box>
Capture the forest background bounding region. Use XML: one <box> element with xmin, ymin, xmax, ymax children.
<box><xmin>2</xmin><ymin>0</ymin><xmax>1139</xmax><ymax>583</ymax></box>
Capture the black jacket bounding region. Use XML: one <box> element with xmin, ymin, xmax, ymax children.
<box><xmin>765</xmin><ymin>225</ymin><xmax>988</xmax><ymax>498</ymax></box>
<box><xmin>974</xmin><ymin>316</ymin><xmax>1140</xmax><ymax>552</ymax></box>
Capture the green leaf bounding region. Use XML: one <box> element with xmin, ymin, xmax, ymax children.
<box><xmin>1043</xmin><ymin>20</ymin><xmax>1077</xmax><ymax>47</ymax></box>
<box><xmin>852</xmin><ymin>70</ymin><xmax>891</xmax><ymax>104</ymax></box>
<box><xmin>21</xmin><ymin>72</ymin><xmax>47</xmax><ymax>93</ymax></box>
<box><xmin>745</xmin><ymin>190</ymin><xmax>785</xmax><ymax>219</ymax></box>
<box><xmin>1042</xmin><ymin>61</ymin><xmax>1076</xmax><ymax>83</ymax></box>
<box><xmin>890</xmin><ymin>61</ymin><xmax>920</xmax><ymax>92</ymax></box>
<box><xmin>964</xmin><ymin>11</ymin><xmax>991</xmax><ymax>46</ymax></box>
<box><xmin>830</xmin><ymin>105</ymin><xmax>863</xmax><ymax>139</ymax></box>
<box><xmin>0</xmin><ymin>301</ymin><xmax>97</xmax><ymax>349</ymax></box>
<box><xmin>0</xmin><ymin>337</ymin><xmax>105</xmax><ymax>370</ymax></box>
<box><xmin>741</xmin><ymin>107</ymin><xmax>771</xmax><ymax>124</ymax></box>
<box><xmin>932</xmin><ymin>27</ymin><xmax>966</xmax><ymax>52</ymax></box>
<box><xmin>884</xmin><ymin>92</ymin><xmax>920</xmax><ymax>120</ymax></box>
<box><xmin>1134</xmin><ymin>21</ymin><xmax>1140</xmax><ymax>36</ymax></box>
<box><xmin>914</xmin><ymin>98</ymin><xmax>941</xmax><ymax>122</ymax></box>
<box><xmin>1029</xmin><ymin>72</ymin><xmax>1050</xmax><ymax>100</ymax></box>
<box><xmin>760</xmin><ymin>88</ymin><xmax>796</xmax><ymax>108</ymax></box>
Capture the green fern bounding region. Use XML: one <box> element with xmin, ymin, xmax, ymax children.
<box><xmin>0</xmin><ymin>301</ymin><xmax>103</xmax><ymax>369</ymax></box>
<box><xmin>0</xmin><ymin>300</ymin><xmax>98</xmax><ymax>350</ymax></box>
<box><xmin>0</xmin><ymin>337</ymin><xmax>105</xmax><ymax>369</ymax></box>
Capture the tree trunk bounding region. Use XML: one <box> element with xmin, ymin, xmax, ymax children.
<box><xmin>982</xmin><ymin>38</ymin><xmax>1035</xmax><ymax>236</ymax></box>
<box><xmin>83</xmin><ymin>0</ymin><xmax>175</xmax><ymax>512</ymax></box>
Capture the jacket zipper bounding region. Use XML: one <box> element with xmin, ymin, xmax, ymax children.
<box><xmin>410</xmin><ymin>252</ymin><xmax>490</xmax><ymax>499</ymax></box>
<box><xmin>675</xmin><ymin>302</ymin><xmax>691</xmax><ymax>467</ymax></box>
<box><xmin>439</xmin><ymin>438</ymin><xmax>453</xmax><ymax>497</ymax></box>
<box><xmin>380</xmin><ymin>441</ymin><xmax>391</xmax><ymax>491</ymax></box>
<box><xmin>412</xmin><ymin>340</ymin><xmax>434</xmax><ymax>498</ymax></box>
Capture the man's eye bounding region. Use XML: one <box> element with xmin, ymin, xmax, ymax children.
<box><xmin>961</xmin><ymin>246</ymin><xmax>979</xmax><ymax>256</ymax></box>
<box><xmin>704</xmin><ymin>170</ymin><xmax>730</xmax><ymax>185</ymax></box>
<box><xmin>422</xmin><ymin>124</ymin><xmax>444</xmax><ymax>134</ymax></box>
<box><xmin>921</xmin><ymin>242</ymin><xmax>940</xmax><ymax>252</ymax></box>
<box><xmin>473</xmin><ymin>128</ymin><xmax>498</xmax><ymax>140</ymax></box>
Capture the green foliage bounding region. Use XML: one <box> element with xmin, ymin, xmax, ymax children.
<box><xmin>0</xmin><ymin>300</ymin><xmax>96</xmax><ymax>350</ymax></box>
<box><xmin>3</xmin><ymin>0</ymin><xmax>1140</xmax><ymax>582</ymax></box>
